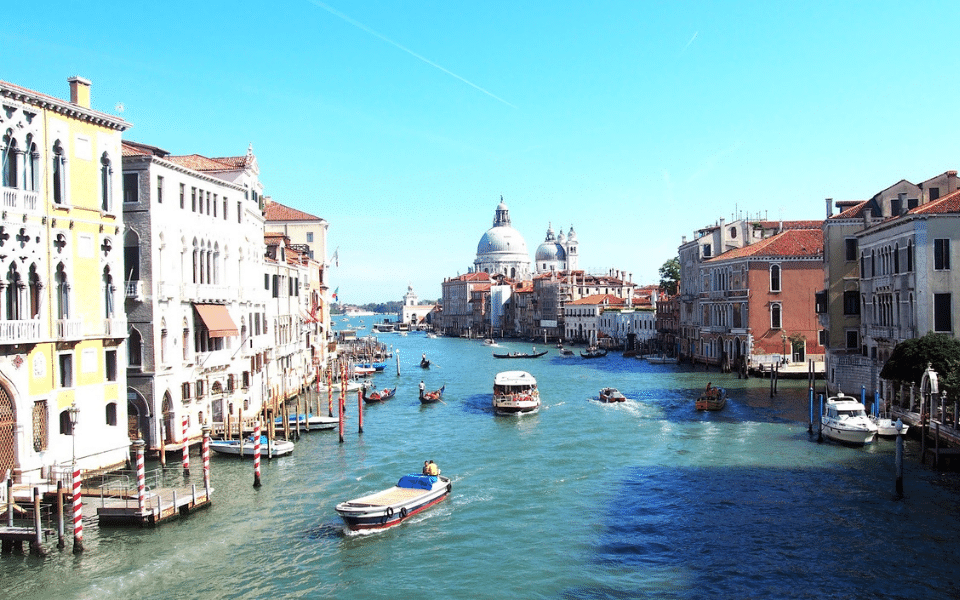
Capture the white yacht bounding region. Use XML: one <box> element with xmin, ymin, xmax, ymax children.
<box><xmin>821</xmin><ymin>394</ymin><xmax>878</xmax><ymax>445</ymax></box>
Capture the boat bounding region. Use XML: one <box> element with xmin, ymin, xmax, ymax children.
<box><xmin>872</xmin><ymin>416</ymin><xmax>908</xmax><ymax>437</ymax></box>
<box><xmin>357</xmin><ymin>362</ymin><xmax>387</xmax><ymax>372</ymax></box>
<box><xmin>274</xmin><ymin>413</ymin><xmax>339</xmax><ymax>430</ymax></box>
<box><xmin>492</xmin><ymin>350</ymin><xmax>548</xmax><ymax>359</ymax></box>
<box><xmin>821</xmin><ymin>393</ymin><xmax>878</xmax><ymax>445</ymax></box>
<box><xmin>647</xmin><ymin>354</ymin><xmax>679</xmax><ymax>364</ymax></box>
<box><xmin>558</xmin><ymin>347</ymin><xmax>574</xmax><ymax>357</ymax></box>
<box><xmin>363</xmin><ymin>386</ymin><xmax>397</xmax><ymax>403</ymax></box>
<box><xmin>580</xmin><ymin>348</ymin><xmax>608</xmax><ymax>359</ymax></box>
<box><xmin>209</xmin><ymin>435</ymin><xmax>295</xmax><ymax>457</ymax></box>
<box><xmin>695</xmin><ymin>384</ymin><xmax>727</xmax><ymax>411</ymax></box>
<box><xmin>354</xmin><ymin>366</ymin><xmax>376</xmax><ymax>376</ymax></box>
<box><xmin>420</xmin><ymin>356</ymin><xmax>431</xmax><ymax>368</ymax></box>
<box><xmin>599</xmin><ymin>387</ymin><xmax>626</xmax><ymax>402</ymax></box>
<box><xmin>335</xmin><ymin>473</ymin><xmax>452</xmax><ymax>531</ymax></box>
<box><xmin>493</xmin><ymin>370</ymin><xmax>541</xmax><ymax>415</ymax></box>
<box><xmin>425</xmin><ymin>332</ymin><xmax>438</xmax><ymax>339</ymax></box>
<box><xmin>483</xmin><ymin>338</ymin><xmax>498</xmax><ymax>346</ymax></box>
<box><xmin>419</xmin><ymin>384</ymin><xmax>445</xmax><ymax>404</ymax></box>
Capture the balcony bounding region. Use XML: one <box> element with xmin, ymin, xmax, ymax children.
<box><xmin>182</xmin><ymin>283</ymin><xmax>235</xmax><ymax>303</ymax></box>
<box><xmin>866</xmin><ymin>326</ymin><xmax>898</xmax><ymax>341</ymax></box>
<box><xmin>125</xmin><ymin>280</ymin><xmax>145</xmax><ymax>301</ymax></box>
<box><xmin>1</xmin><ymin>187</ymin><xmax>40</xmax><ymax>213</ymax></box>
<box><xmin>0</xmin><ymin>319</ymin><xmax>41</xmax><ymax>344</ymax></box>
<box><xmin>57</xmin><ymin>318</ymin><xmax>83</xmax><ymax>340</ymax></box>
<box><xmin>103</xmin><ymin>317</ymin><xmax>127</xmax><ymax>338</ymax></box>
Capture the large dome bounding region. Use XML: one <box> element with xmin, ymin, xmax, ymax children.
<box><xmin>477</xmin><ymin>226</ymin><xmax>529</xmax><ymax>256</ymax></box>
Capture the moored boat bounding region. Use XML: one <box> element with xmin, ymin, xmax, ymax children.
<box><xmin>274</xmin><ymin>413</ymin><xmax>338</xmax><ymax>430</ymax></box>
<box><xmin>492</xmin><ymin>350</ymin><xmax>548</xmax><ymax>359</ymax></box>
<box><xmin>363</xmin><ymin>386</ymin><xmax>397</xmax><ymax>403</ymax></box>
<box><xmin>419</xmin><ymin>384</ymin><xmax>445</xmax><ymax>404</ymax></box>
<box><xmin>695</xmin><ymin>384</ymin><xmax>726</xmax><ymax>411</ymax></box>
<box><xmin>210</xmin><ymin>435</ymin><xmax>295</xmax><ymax>457</ymax></box>
<box><xmin>493</xmin><ymin>370</ymin><xmax>540</xmax><ymax>415</ymax></box>
<box><xmin>821</xmin><ymin>393</ymin><xmax>877</xmax><ymax>445</ymax></box>
<box><xmin>647</xmin><ymin>354</ymin><xmax>679</xmax><ymax>364</ymax></box>
<box><xmin>599</xmin><ymin>387</ymin><xmax>626</xmax><ymax>402</ymax></box>
<box><xmin>335</xmin><ymin>473</ymin><xmax>452</xmax><ymax>531</ymax></box>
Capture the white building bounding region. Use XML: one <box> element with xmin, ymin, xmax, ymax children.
<box><xmin>122</xmin><ymin>141</ymin><xmax>268</xmax><ymax>453</ymax></box>
<box><xmin>564</xmin><ymin>294</ymin><xmax>626</xmax><ymax>345</ymax></box>
<box><xmin>599</xmin><ymin>308</ymin><xmax>657</xmax><ymax>349</ymax></box>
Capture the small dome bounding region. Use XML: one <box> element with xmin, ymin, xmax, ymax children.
<box><xmin>535</xmin><ymin>241</ymin><xmax>566</xmax><ymax>262</ymax></box>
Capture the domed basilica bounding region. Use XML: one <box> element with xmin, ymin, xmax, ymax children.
<box><xmin>472</xmin><ymin>198</ymin><xmax>578</xmax><ymax>279</ymax></box>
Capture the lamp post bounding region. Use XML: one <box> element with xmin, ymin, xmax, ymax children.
<box><xmin>67</xmin><ymin>402</ymin><xmax>83</xmax><ymax>553</ymax></box>
<box><xmin>781</xmin><ymin>334</ymin><xmax>787</xmax><ymax>362</ymax></box>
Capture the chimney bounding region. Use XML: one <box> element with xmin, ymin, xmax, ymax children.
<box><xmin>68</xmin><ymin>76</ymin><xmax>91</xmax><ymax>108</ymax></box>
<box><xmin>948</xmin><ymin>170</ymin><xmax>958</xmax><ymax>194</ymax></box>
<box><xmin>864</xmin><ymin>207</ymin><xmax>872</xmax><ymax>229</ymax></box>
<box><xmin>825</xmin><ymin>198</ymin><xmax>833</xmax><ymax>218</ymax></box>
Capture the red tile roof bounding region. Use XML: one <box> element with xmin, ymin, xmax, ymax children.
<box><xmin>706</xmin><ymin>228</ymin><xmax>823</xmax><ymax>261</ymax></box>
<box><xmin>264</xmin><ymin>200</ymin><xmax>323</xmax><ymax>222</ymax></box>
<box><xmin>166</xmin><ymin>154</ymin><xmax>237</xmax><ymax>172</ymax></box>
<box><xmin>908</xmin><ymin>189</ymin><xmax>960</xmax><ymax>215</ymax></box>
<box><xmin>831</xmin><ymin>200</ymin><xmax>869</xmax><ymax>220</ymax></box>
<box><xmin>567</xmin><ymin>294</ymin><xmax>626</xmax><ymax>306</ymax></box>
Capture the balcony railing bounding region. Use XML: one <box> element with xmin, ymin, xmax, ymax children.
<box><xmin>57</xmin><ymin>318</ymin><xmax>83</xmax><ymax>340</ymax></box>
<box><xmin>125</xmin><ymin>281</ymin><xmax>145</xmax><ymax>300</ymax></box>
<box><xmin>103</xmin><ymin>317</ymin><xmax>127</xmax><ymax>337</ymax></box>
<box><xmin>1</xmin><ymin>187</ymin><xmax>40</xmax><ymax>212</ymax></box>
<box><xmin>0</xmin><ymin>319</ymin><xmax>41</xmax><ymax>344</ymax></box>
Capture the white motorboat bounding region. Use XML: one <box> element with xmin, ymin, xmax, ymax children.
<box><xmin>821</xmin><ymin>394</ymin><xmax>878</xmax><ymax>445</ymax></box>
<box><xmin>493</xmin><ymin>370</ymin><xmax>540</xmax><ymax>415</ymax></box>
<box><xmin>210</xmin><ymin>435</ymin><xmax>295</xmax><ymax>457</ymax></box>
<box><xmin>872</xmin><ymin>416</ymin><xmax>908</xmax><ymax>438</ymax></box>
<box><xmin>275</xmin><ymin>413</ymin><xmax>339</xmax><ymax>431</ymax></box>
<box><xmin>336</xmin><ymin>474</ymin><xmax>452</xmax><ymax>531</ymax></box>
<box><xmin>646</xmin><ymin>354</ymin><xmax>678</xmax><ymax>364</ymax></box>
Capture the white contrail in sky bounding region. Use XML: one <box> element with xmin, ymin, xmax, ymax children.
<box><xmin>310</xmin><ymin>1</ymin><xmax>517</xmax><ymax>109</ymax></box>
<box><xmin>681</xmin><ymin>31</ymin><xmax>699</xmax><ymax>55</ymax></box>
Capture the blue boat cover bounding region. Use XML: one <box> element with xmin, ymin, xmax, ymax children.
<box><xmin>397</xmin><ymin>474</ymin><xmax>437</xmax><ymax>489</ymax></box>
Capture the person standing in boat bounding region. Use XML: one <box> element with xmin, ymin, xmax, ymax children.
<box><xmin>419</xmin><ymin>380</ymin><xmax>425</xmax><ymax>397</ymax></box>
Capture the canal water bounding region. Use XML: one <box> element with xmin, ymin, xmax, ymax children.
<box><xmin>5</xmin><ymin>316</ymin><xmax>960</xmax><ymax>599</ymax></box>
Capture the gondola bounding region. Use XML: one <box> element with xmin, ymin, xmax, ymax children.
<box><xmin>363</xmin><ymin>386</ymin><xmax>397</xmax><ymax>403</ymax></box>
<box><xmin>580</xmin><ymin>348</ymin><xmax>608</xmax><ymax>359</ymax></box>
<box><xmin>419</xmin><ymin>384</ymin><xmax>445</xmax><ymax>404</ymax></box>
<box><xmin>420</xmin><ymin>358</ymin><xmax>431</xmax><ymax>368</ymax></box>
<box><xmin>492</xmin><ymin>350</ymin><xmax>548</xmax><ymax>359</ymax></box>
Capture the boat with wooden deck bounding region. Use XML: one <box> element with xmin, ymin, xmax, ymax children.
<box><xmin>363</xmin><ymin>386</ymin><xmax>397</xmax><ymax>403</ymax></box>
<box><xmin>210</xmin><ymin>435</ymin><xmax>295</xmax><ymax>457</ymax></box>
<box><xmin>493</xmin><ymin>370</ymin><xmax>540</xmax><ymax>415</ymax></box>
<box><xmin>492</xmin><ymin>350</ymin><xmax>548</xmax><ymax>359</ymax></box>
<box><xmin>336</xmin><ymin>473</ymin><xmax>452</xmax><ymax>531</ymax></box>
<box><xmin>599</xmin><ymin>387</ymin><xmax>626</xmax><ymax>402</ymax></box>
<box><xmin>419</xmin><ymin>385</ymin><xmax>445</xmax><ymax>404</ymax></box>
<box><xmin>695</xmin><ymin>385</ymin><xmax>727</xmax><ymax>411</ymax></box>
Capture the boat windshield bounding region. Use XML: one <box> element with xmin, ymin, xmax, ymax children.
<box><xmin>838</xmin><ymin>408</ymin><xmax>866</xmax><ymax>418</ymax></box>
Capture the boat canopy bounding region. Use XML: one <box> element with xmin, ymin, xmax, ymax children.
<box><xmin>494</xmin><ymin>371</ymin><xmax>537</xmax><ymax>386</ymax></box>
<box><xmin>398</xmin><ymin>474</ymin><xmax>437</xmax><ymax>490</ymax></box>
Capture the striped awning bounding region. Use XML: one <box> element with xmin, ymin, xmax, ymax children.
<box><xmin>194</xmin><ymin>303</ymin><xmax>239</xmax><ymax>337</ymax></box>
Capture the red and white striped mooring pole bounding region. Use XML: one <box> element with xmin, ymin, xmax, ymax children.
<box><xmin>253</xmin><ymin>420</ymin><xmax>262</xmax><ymax>488</ymax></box>
<box><xmin>182</xmin><ymin>413</ymin><xmax>190</xmax><ymax>476</ymax></box>
<box><xmin>134</xmin><ymin>439</ymin><xmax>146</xmax><ymax>514</ymax></box>
<box><xmin>202</xmin><ymin>425</ymin><xmax>211</xmax><ymax>499</ymax></box>
<box><xmin>72</xmin><ymin>461</ymin><xmax>83</xmax><ymax>553</ymax></box>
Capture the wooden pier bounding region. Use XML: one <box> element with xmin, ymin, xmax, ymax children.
<box><xmin>97</xmin><ymin>484</ymin><xmax>212</xmax><ymax>527</ymax></box>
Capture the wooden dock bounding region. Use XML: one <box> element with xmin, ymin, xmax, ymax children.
<box><xmin>97</xmin><ymin>484</ymin><xmax>213</xmax><ymax>527</ymax></box>
<box><xmin>891</xmin><ymin>407</ymin><xmax>960</xmax><ymax>470</ymax></box>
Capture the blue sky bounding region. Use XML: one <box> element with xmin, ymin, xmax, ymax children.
<box><xmin>5</xmin><ymin>1</ymin><xmax>959</xmax><ymax>303</ymax></box>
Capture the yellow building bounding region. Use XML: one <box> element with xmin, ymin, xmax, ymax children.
<box><xmin>1</xmin><ymin>77</ymin><xmax>131</xmax><ymax>484</ymax></box>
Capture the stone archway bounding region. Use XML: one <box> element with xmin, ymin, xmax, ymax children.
<box><xmin>127</xmin><ymin>387</ymin><xmax>150</xmax><ymax>446</ymax></box>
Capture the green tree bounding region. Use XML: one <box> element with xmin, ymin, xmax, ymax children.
<box><xmin>658</xmin><ymin>257</ymin><xmax>680</xmax><ymax>296</ymax></box>
<box><xmin>880</xmin><ymin>333</ymin><xmax>960</xmax><ymax>400</ymax></box>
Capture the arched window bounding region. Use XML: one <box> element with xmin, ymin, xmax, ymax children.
<box><xmin>769</xmin><ymin>264</ymin><xmax>781</xmax><ymax>293</ymax></box>
<box><xmin>100</xmin><ymin>152</ymin><xmax>113</xmax><ymax>212</ymax></box>
<box><xmin>5</xmin><ymin>262</ymin><xmax>22</xmax><ymax>320</ymax></box>
<box><xmin>28</xmin><ymin>263</ymin><xmax>41</xmax><ymax>318</ymax></box>
<box><xmin>128</xmin><ymin>328</ymin><xmax>143</xmax><ymax>368</ymax></box>
<box><xmin>2</xmin><ymin>132</ymin><xmax>18</xmax><ymax>188</ymax></box>
<box><xmin>770</xmin><ymin>302</ymin><xmax>782</xmax><ymax>329</ymax></box>
<box><xmin>124</xmin><ymin>229</ymin><xmax>140</xmax><ymax>282</ymax></box>
<box><xmin>893</xmin><ymin>243</ymin><xmax>900</xmax><ymax>273</ymax></box>
<box><xmin>105</xmin><ymin>402</ymin><xmax>117</xmax><ymax>426</ymax></box>
<box><xmin>192</xmin><ymin>239</ymin><xmax>199</xmax><ymax>284</ymax></box>
<box><xmin>182</xmin><ymin>319</ymin><xmax>190</xmax><ymax>360</ymax></box>
<box><xmin>52</xmin><ymin>140</ymin><xmax>67</xmax><ymax>205</ymax></box>
<box><xmin>907</xmin><ymin>240</ymin><xmax>914</xmax><ymax>272</ymax></box>
<box><xmin>103</xmin><ymin>266</ymin><xmax>115</xmax><ymax>318</ymax></box>
<box><xmin>160</xmin><ymin>319</ymin><xmax>168</xmax><ymax>364</ymax></box>
<box><xmin>24</xmin><ymin>136</ymin><xmax>39</xmax><ymax>192</ymax></box>
<box><xmin>59</xmin><ymin>410</ymin><xmax>74</xmax><ymax>435</ymax></box>
<box><xmin>55</xmin><ymin>262</ymin><xmax>69</xmax><ymax>319</ymax></box>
